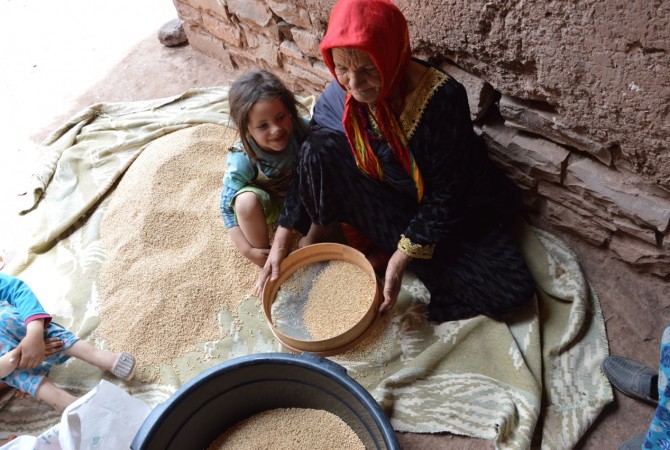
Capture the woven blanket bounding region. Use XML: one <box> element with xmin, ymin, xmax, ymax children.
<box><xmin>0</xmin><ymin>87</ymin><xmax>612</xmax><ymax>449</ymax></box>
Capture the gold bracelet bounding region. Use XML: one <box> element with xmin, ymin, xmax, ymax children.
<box><xmin>397</xmin><ymin>234</ymin><xmax>435</xmax><ymax>259</ymax></box>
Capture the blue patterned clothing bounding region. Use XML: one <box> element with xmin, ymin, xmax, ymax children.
<box><xmin>645</xmin><ymin>324</ymin><xmax>670</xmax><ymax>449</ymax></box>
<box><xmin>0</xmin><ymin>274</ymin><xmax>79</xmax><ymax>396</ymax></box>
<box><xmin>0</xmin><ymin>273</ymin><xmax>51</xmax><ymax>325</ymax></box>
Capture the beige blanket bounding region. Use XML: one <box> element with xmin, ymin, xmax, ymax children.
<box><xmin>0</xmin><ymin>87</ymin><xmax>612</xmax><ymax>449</ymax></box>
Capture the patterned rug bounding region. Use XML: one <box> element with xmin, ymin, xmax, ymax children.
<box><xmin>0</xmin><ymin>88</ymin><xmax>612</xmax><ymax>449</ymax></box>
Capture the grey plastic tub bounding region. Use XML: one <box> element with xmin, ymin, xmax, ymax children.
<box><xmin>131</xmin><ymin>352</ymin><xmax>399</xmax><ymax>450</ymax></box>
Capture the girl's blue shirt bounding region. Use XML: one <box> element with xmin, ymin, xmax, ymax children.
<box><xmin>0</xmin><ymin>273</ymin><xmax>50</xmax><ymax>324</ymax></box>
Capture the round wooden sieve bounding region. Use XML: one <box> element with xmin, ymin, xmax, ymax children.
<box><xmin>262</xmin><ymin>243</ymin><xmax>380</xmax><ymax>356</ymax></box>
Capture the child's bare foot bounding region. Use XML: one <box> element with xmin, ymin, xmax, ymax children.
<box><xmin>110</xmin><ymin>352</ymin><xmax>136</xmax><ymax>381</ymax></box>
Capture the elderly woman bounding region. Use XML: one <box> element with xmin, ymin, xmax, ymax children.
<box><xmin>256</xmin><ymin>0</ymin><xmax>535</xmax><ymax>322</ymax></box>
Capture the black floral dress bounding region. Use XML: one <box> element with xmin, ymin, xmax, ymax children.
<box><xmin>279</xmin><ymin>62</ymin><xmax>535</xmax><ymax>322</ymax></box>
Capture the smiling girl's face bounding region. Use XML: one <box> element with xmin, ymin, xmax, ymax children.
<box><xmin>247</xmin><ymin>98</ymin><xmax>294</xmax><ymax>153</ymax></box>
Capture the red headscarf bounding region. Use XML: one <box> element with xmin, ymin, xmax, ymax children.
<box><xmin>320</xmin><ymin>0</ymin><xmax>424</xmax><ymax>201</ymax></box>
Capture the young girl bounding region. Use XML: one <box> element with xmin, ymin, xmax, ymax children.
<box><xmin>0</xmin><ymin>272</ymin><xmax>135</xmax><ymax>412</ymax></box>
<box><xmin>221</xmin><ymin>70</ymin><xmax>322</xmax><ymax>267</ymax></box>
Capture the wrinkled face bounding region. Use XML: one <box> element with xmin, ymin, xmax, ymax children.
<box><xmin>331</xmin><ymin>48</ymin><xmax>382</xmax><ymax>104</ymax></box>
<box><xmin>247</xmin><ymin>98</ymin><xmax>294</xmax><ymax>153</ymax></box>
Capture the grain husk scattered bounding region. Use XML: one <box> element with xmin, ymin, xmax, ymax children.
<box><xmin>95</xmin><ymin>124</ymin><xmax>259</xmax><ymax>372</ymax></box>
<box><xmin>206</xmin><ymin>408</ymin><xmax>365</xmax><ymax>450</ymax></box>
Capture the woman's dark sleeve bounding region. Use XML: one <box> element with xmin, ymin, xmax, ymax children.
<box><xmin>402</xmin><ymin>78</ymin><xmax>486</xmax><ymax>246</ymax></box>
<box><xmin>277</xmin><ymin>81</ymin><xmax>346</xmax><ymax>236</ymax></box>
<box><xmin>277</xmin><ymin>152</ymin><xmax>312</xmax><ymax>236</ymax></box>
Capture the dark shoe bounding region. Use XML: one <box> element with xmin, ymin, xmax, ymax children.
<box><xmin>602</xmin><ymin>355</ymin><xmax>658</xmax><ymax>405</ymax></box>
<box><xmin>617</xmin><ymin>432</ymin><xmax>646</xmax><ymax>450</ymax></box>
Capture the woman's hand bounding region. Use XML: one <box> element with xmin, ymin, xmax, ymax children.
<box><xmin>254</xmin><ymin>227</ymin><xmax>295</xmax><ymax>297</ymax></box>
<box><xmin>379</xmin><ymin>250</ymin><xmax>412</xmax><ymax>314</ymax></box>
<box><xmin>44</xmin><ymin>337</ymin><xmax>64</xmax><ymax>358</ymax></box>
<box><xmin>254</xmin><ymin>246</ymin><xmax>286</xmax><ymax>297</ymax></box>
<box><xmin>16</xmin><ymin>320</ymin><xmax>46</xmax><ymax>369</ymax></box>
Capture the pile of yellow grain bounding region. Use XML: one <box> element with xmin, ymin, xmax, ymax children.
<box><xmin>207</xmin><ymin>408</ymin><xmax>365</xmax><ymax>450</ymax></box>
<box><xmin>95</xmin><ymin>124</ymin><xmax>259</xmax><ymax>371</ymax></box>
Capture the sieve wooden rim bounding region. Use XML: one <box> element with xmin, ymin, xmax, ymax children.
<box><xmin>262</xmin><ymin>242</ymin><xmax>380</xmax><ymax>356</ymax></box>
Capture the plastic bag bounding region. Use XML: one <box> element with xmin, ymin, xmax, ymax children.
<box><xmin>1</xmin><ymin>380</ymin><xmax>150</xmax><ymax>450</ymax></box>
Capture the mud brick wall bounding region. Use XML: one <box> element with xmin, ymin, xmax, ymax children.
<box><xmin>172</xmin><ymin>0</ymin><xmax>670</xmax><ymax>278</ymax></box>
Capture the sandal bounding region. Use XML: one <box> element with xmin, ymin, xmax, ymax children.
<box><xmin>111</xmin><ymin>352</ymin><xmax>136</xmax><ymax>381</ymax></box>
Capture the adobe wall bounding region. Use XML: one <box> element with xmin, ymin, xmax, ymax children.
<box><xmin>172</xmin><ymin>0</ymin><xmax>670</xmax><ymax>278</ymax></box>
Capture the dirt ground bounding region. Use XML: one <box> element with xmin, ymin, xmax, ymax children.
<box><xmin>1</xmin><ymin>1</ymin><xmax>667</xmax><ymax>448</ymax></box>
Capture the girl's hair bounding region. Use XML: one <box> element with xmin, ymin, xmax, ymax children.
<box><xmin>228</xmin><ymin>70</ymin><xmax>308</xmax><ymax>160</ymax></box>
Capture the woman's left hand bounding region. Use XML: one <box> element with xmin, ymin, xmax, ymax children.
<box><xmin>379</xmin><ymin>250</ymin><xmax>412</xmax><ymax>314</ymax></box>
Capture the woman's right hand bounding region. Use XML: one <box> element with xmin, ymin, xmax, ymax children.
<box><xmin>254</xmin><ymin>245</ymin><xmax>286</xmax><ymax>297</ymax></box>
<box><xmin>254</xmin><ymin>227</ymin><xmax>295</xmax><ymax>297</ymax></box>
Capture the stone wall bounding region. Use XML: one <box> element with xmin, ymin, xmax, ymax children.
<box><xmin>172</xmin><ymin>0</ymin><xmax>670</xmax><ymax>278</ymax></box>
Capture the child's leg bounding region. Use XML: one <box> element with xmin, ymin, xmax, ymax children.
<box><xmin>64</xmin><ymin>340</ymin><xmax>116</xmax><ymax>371</ymax></box>
<box><xmin>64</xmin><ymin>341</ymin><xmax>134</xmax><ymax>380</ymax></box>
<box><xmin>234</xmin><ymin>192</ymin><xmax>270</xmax><ymax>249</ymax></box>
<box><xmin>35</xmin><ymin>377</ymin><xmax>78</xmax><ymax>412</ymax></box>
